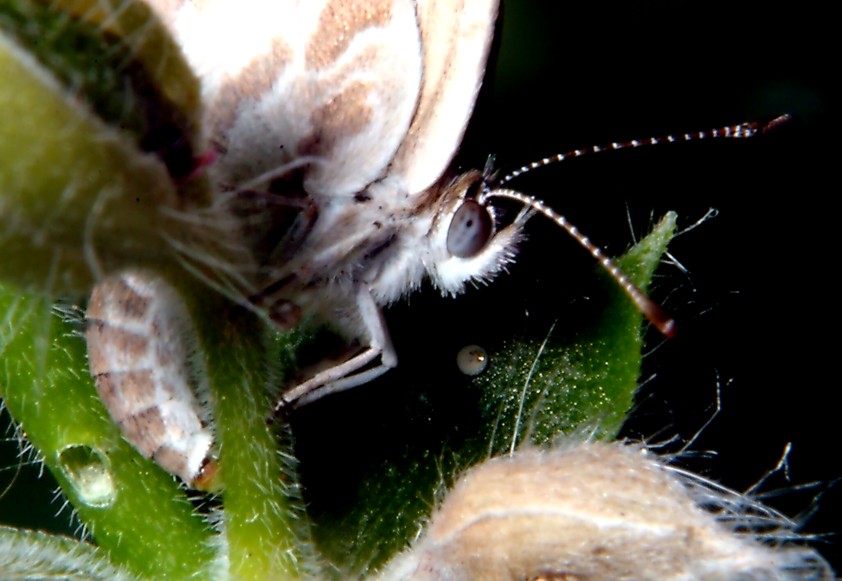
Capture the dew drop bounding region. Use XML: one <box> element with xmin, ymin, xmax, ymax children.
<box><xmin>457</xmin><ymin>345</ymin><xmax>488</xmax><ymax>376</ymax></box>
<box><xmin>57</xmin><ymin>444</ymin><xmax>115</xmax><ymax>508</ymax></box>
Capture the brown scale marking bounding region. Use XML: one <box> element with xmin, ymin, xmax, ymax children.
<box><xmin>86</xmin><ymin>289</ymin><xmax>108</xmax><ymax>321</ymax></box>
<box><xmin>154</xmin><ymin>340</ymin><xmax>178</xmax><ymax>370</ymax></box>
<box><xmin>85</xmin><ymin>320</ymin><xmax>111</xmax><ymax>373</ymax></box>
<box><xmin>207</xmin><ymin>37</ymin><xmax>293</xmax><ymax>139</ymax></box>
<box><xmin>306</xmin><ymin>0</ymin><xmax>393</xmax><ymax>70</ymax></box>
<box><xmin>152</xmin><ymin>445</ymin><xmax>189</xmax><ymax>481</ymax></box>
<box><xmin>90</xmin><ymin>276</ymin><xmax>152</xmax><ymax>322</ymax></box>
<box><xmin>87</xmin><ymin>324</ymin><xmax>151</xmax><ymax>372</ymax></box>
<box><xmin>151</xmin><ymin>318</ymin><xmax>182</xmax><ymax>369</ymax></box>
<box><xmin>93</xmin><ymin>374</ymin><xmax>123</xmax><ymax>419</ymax></box>
<box><xmin>100</xmin><ymin>328</ymin><xmax>151</xmax><ymax>369</ymax></box>
<box><xmin>119</xmin><ymin>407</ymin><xmax>166</xmax><ymax>457</ymax></box>
<box><xmin>94</xmin><ymin>369</ymin><xmax>158</xmax><ymax>422</ymax></box>
<box><xmin>298</xmin><ymin>81</ymin><xmax>372</xmax><ymax>157</ymax></box>
<box><xmin>148</xmin><ymin>314</ymin><xmax>173</xmax><ymax>351</ymax></box>
<box><xmin>116</xmin><ymin>286</ymin><xmax>153</xmax><ymax>320</ymax></box>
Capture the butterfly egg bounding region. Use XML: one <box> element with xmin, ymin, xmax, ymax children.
<box><xmin>379</xmin><ymin>442</ymin><xmax>832</xmax><ymax>580</ymax></box>
<box><xmin>86</xmin><ymin>270</ymin><xmax>217</xmax><ymax>488</ymax></box>
<box><xmin>456</xmin><ymin>344</ymin><xmax>488</xmax><ymax>376</ymax></box>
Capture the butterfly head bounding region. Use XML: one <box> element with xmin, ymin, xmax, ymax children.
<box><xmin>425</xmin><ymin>170</ymin><xmax>528</xmax><ymax>297</ymax></box>
<box><xmin>424</xmin><ymin>157</ymin><xmax>677</xmax><ymax>338</ymax></box>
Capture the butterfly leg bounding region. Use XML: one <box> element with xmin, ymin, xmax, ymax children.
<box><xmin>277</xmin><ymin>285</ymin><xmax>397</xmax><ymax>409</ymax></box>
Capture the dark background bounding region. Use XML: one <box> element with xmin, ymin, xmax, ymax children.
<box><xmin>2</xmin><ymin>0</ymin><xmax>837</xmax><ymax>572</ymax></box>
<box><xmin>471</xmin><ymin>0</ymin><xmax>839</xmax><ymax>569</ymax></box>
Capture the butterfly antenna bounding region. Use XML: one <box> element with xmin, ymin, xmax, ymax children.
<box><xmin>495</xmin><ymin>114</ymin><xmax>791</xmax><ymax>186</ymax></box>
<box><xmin>480</xmin><ymin>188</ymin><xmax>676</xmax><ymax>337</ymax></box>
<box><xmin>481</xmin><ymin>114</ymin><xmax>791</xmax><ymax>337</ymax></box>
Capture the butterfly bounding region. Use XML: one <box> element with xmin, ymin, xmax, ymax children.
<box><xmin>138</xmin><ymin>0</ymin><xmax>530</xmax><ymax>403</ymax></box>
<box><xmin>149</xmin><ymin>0</ymin><xmax>681</xmax><ymax>401</ymax></box>
<box><xmin>86</xmin><ymin>0</ymin><xmax>508</xmax><ymax>484</ymax></box>
<box><xmin>86</xmin><ymin>0</ymin><xmax>771</xmax><ymax>483</ymax></box>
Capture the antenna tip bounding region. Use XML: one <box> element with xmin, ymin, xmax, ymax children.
<box><xmin>758</xmin><ymin>113</ymin><xmax>793</xmax><ymax>134</ymax></box>
<box><xmin>644</xmin><ymin>302</ymin><xmax>677</xmax><ymax>339</ymax></box>
<box><xmin>657</xmin><ymin>317</ymin><xmax>678</xmax><ymax>339</ymax></box>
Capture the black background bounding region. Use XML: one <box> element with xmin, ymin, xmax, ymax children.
<box><xmin>470</xmin><ymin>0</ymin><xmax>839</xmax><ymax>569</ymax></box>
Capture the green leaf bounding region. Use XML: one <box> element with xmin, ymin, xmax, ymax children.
<box><xmin>0</xmin><ymin>526</ymin><xmax>139</xmax><ymax>580</ymax></box>
<box><xmin>0</xmin><ymin>0</ymin><xmax>211</xmax><ymax>298</ymax></box>
<box><xmin>0</xmin><ymin>277</ymin><xmax>315</xmax><ymax>579</ymax></box>
<box><xmin>186</xmin><ymin>290</ymin><xmax>316</xmax><ymax>580</ymax></box>
<box><xmin>298</xmin><ymin>213</ymin><xmax>677</xmax><ymax>576</ymax></box>
<box><xmin>0</xmin><ymin>285</ymin><xmax>217</xmax><ymax>579</ymax></box>
<box><xmin>0</xmin><ymin>1</ymin><xmax>311</xmax><ymax>577</ymax></box>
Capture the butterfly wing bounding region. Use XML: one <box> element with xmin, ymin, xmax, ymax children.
<box><xmin>390</xmin><ymin>0</ymin><xmax>499</xmax><ymax>194</ymax></box>
<box><xmin>147</xmin><ymin>0</ymin><xmax>498</xmax><ymax>198</ymax></box>
<box><xmin>147</xmin><ymin>0</ymin><xmax>425</xmax><ymax>197</ymax></box>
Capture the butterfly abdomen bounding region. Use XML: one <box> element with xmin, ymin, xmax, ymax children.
<box><xmin>86</xmin><ymin>270</ymin><xmax>216</xmax><ymax>487</ymax></box>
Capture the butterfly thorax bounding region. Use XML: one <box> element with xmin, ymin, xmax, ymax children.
<box><xmin>250</xmin><ymin>173</ymin><xmax>449</xmax><ymax>333</ymax></box>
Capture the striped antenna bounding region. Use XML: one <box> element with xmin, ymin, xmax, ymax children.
<box><xmin>480</xmin><ymin>188</ymin><xmax>676</xmax><ymax>337</ymax></box>
<box><xmin>482</xmin><ymin>114</ymin><xmax>791</xmax><ymax>337</ymax></box>
<box><xmin>495</xmin><ymin>115</ymin><xmax>791</xmax><ymax>187</ymax></box>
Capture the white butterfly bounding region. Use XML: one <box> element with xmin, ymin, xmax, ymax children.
<box><xmin>141</xmin><ymin>0</ymin><xmax>529</xmax><ymax>405</ymax></box>
<box><xmin>86</xmin><ymin>0</ymin><xmax>764</xmax><ymax>483</ymax></box>
<box><xmin>86</xmin><ymin>0</ymin><xmax>516</xmax><ymax>485</ymax></box>
<box><xmin>141</xmin><ymin>0</ymin><xmax>688</xmax><ymax>405</ymax></box>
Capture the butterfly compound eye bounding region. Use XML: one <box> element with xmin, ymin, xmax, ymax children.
<box><xmin>446</xmin><ymin>200</ymin><xmax>493</xmax><ymax>258</ymax></box>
